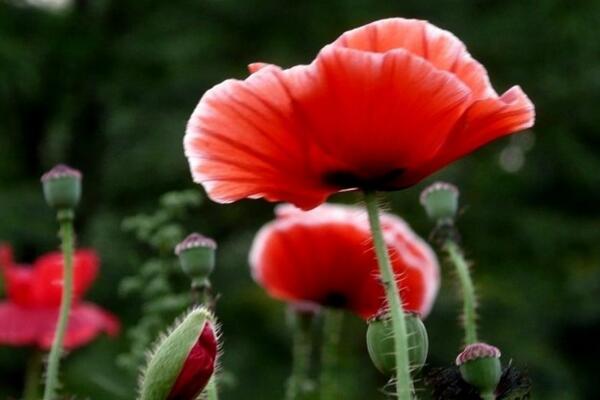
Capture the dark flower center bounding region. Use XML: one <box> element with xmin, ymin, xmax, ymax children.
<box><xmin>323</xmin><ymin>168</ymin><xmax>405</xmax><ymax>191</ymax></box>
<box><xmin>323</xmin><ymin>292</ymin><xmax>348</xmax><ymax>308</ymax></box>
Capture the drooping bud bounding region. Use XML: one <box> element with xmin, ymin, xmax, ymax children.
<box><xmin>420</xmin><ymin>182</ymin><xmax>459</xmax><ymax>223</ymax></box>
<box><xmin>456</xmin><ymin>342</ymin><xmax>502</xmax><ymax>396</ymax></box>
<box><xmin>175</xmin><ymin>233</ymin><xmax>217</xmax><ymax>289</ymax></box>
<box><xmin>139</xmin><ymin>307</ymin><xmax>218</xmax><ymax>400</ymax></box>
<box><xmin>366</xmin><ymin>312</ymin><xmax>428</xmax><ymax>375</ymax></box>
<box><xmin>41</xmin><ymin>164</ymin><xmax>82</xmax><ymax>211</ymax></box>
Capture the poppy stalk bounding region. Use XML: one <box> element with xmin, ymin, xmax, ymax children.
<box><xmin>320</xmin><ymin>309</ymin><xmax>343</xmax><ymax>400</ymax></box>
<box><xmin>41</xmin><ymin>164</ymin><xmax>81</xmax><ymax>400</ymax></box>
<box><xmin>364</xmin><ymin>191</ymin><xmax>414</xmax><ymax>398</ymax></box>
<box><xmin>420</xmin><ymin>182</ymin><xmax>478</xmax><ymax>344</ymax></box>
<box><xmin>176</xmin><ymin>233</ymin><xmax>220</xmax><ymax>400</ymax></box>
<box><xmin>285</xmin><ymin>305</ymin><xmax>316</xmax><ymax>400</ymax></box>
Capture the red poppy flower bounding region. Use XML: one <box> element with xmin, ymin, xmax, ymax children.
<box><xmin>0</xmin><ymin>245</ymin><xmax>119</xmax><ymax>349</ymax></box>
<box><xmin>185</xmin><ymin>18</ymin><xmax>535</xmax><ymax>210</ymax></box>
<box><xmin>249</xmin><ymin>204</ymin><xmax>439</xmax><ymax>319</ymax></box>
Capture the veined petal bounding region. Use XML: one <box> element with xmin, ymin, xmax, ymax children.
<box><xmin>332</xmin><ymin>18</ymin><xmax>496</xmax><ymax>99</ymax></box>
<box><xmin>286</xmin><ymin>45</ymin><xmax>471</xmax><ymax>183</ymax></box>
<box><xmin>185</xmin><ymin>65</ymin><xmax>338</xmax><ymax>210</ymax></box>
<box><xmin>403</xmin><ymin>86</ymin><xmax>535</xmax><ymax>185</ymax></box>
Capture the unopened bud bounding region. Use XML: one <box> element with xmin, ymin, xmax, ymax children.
<box><xmin>175</xmin><ymin>233</ymin><xmax>217</xmax><ymax>288</ymax></box>
<box><xmin>366</xmin><ymin>312</ymin><xmax>428</xmax><ymax>375</ymax></box>
<box><xmin>41</xmin><ymin>164</ymin><xmax>82</xmax><ymax>211</ymax></box>
<box><xmin>420</xmin><ymin>182</ymin><xmax>459</xmax><ymax>222</ymax></box>
<box><xmin>456</xmin><ymin>342</ymin><xmax>502</xmax><ymax>396</ymax></box>
<box><xmin>140</xmin><ymin>307</ymin><xmax>218</xmax><ymax>400</ymax></box>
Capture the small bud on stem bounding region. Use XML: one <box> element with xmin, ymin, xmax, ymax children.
<box><xmin>456</xmin><ymin>343</ymin><xmax>502</xmax><ymax>399</ymax></box>
<box><xmin>41</xmin><ymin>164</ymin><xmax>82</xmax><ymax>212</ymax></box>
<box><xmin>366</xmin><ymin>311</ymin><xmax>429</xmax><ymax>376</ymax></box>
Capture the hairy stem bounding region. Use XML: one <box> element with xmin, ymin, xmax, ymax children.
<box><xmin>205</xmin><ymin>377</ymin><xmax>219</xmax><ymax>400</ymax></box>
<box><xmin>286</xmin><ymin>310</ymin><xmax>314</xmax><ymax>400</ymax></box>
<box><xmin>23</xmin><ymin>351</ymin><xmax>43</xmax><ymax>400</ymax></box>
<box><xmin>364</xmin><ymin>191</ymin><xmax>413</xmax><ymax>400</ymax></box>
<box><xmin>320</xmin><ymin>309</ymin><xmax>343</xmax><ymax>400</ymax></box>
<box><xmin>445</xmin><ymin>241</ymin><xmax>478</xmax><ymax>344</ymax></box>
<box><xmin>43</xmin><ymin>211</ymin><xmax>75</xmax><ymax>400</ymax></box>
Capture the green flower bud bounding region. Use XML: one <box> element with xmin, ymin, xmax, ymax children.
<box><xmin>366</xmin><ymin>312</ymin><xmax>428</xmax><ymax>375</ymax></box>
<box><xmin>420</xmin><ymin>182</ymin><xmax>459</xmax><ymax>222</ymax></box>
<box><xmin>139</xmin><ymin>307</ymin><xmax>218</xmax><ymax>400</ymax></box>
<box><xmin>456</xmin><ymin>342</ymin><xmax>502</xmax><ymax>396</ymax></box>
<box><xmin>175</xmin><ymin>233</ymin><xmax>217</xmax><ymax>288</ymax></box>
<box><xmin>41</xmin><ymin>164</ymin><xmax>82</xmax><ymax>211</ymax></box>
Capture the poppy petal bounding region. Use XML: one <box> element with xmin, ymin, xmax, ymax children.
<box><xmin>3</xmin><ymin>266</ymin><xmax>36</xmax><ymax>306</ymax></box>
<box><xmin>250</xmin><ymin>204</ymin><xmax>439</xmax><ymax>319</ymax></box>
<box><xmin>0</xmin><ymin>302</ymin><xmax>119</xmax><ymax>349</ymax></box>
<box><xmin>0</xmin><ymin>243</ymin><xmax>13</xmax><ymax>269</ymax></box>
<box><xmin>289</xmin><ymin>45</ymin><xmax>472</xmax><ymax>185</ymax></box>
<box><xmin>185</xmin><ymin>65</ymin><xmax>337</xmax><ymax>210</ymax></box>
<box><xmin>32</xmin><ymin>250</ymin><xmax>99</xmax><ymax>306</ymax></box>
<box><xmin>332</xmin><ymin>18</ymin><xmax>496</xmax><ymax>99</ymax></box>
<box><xmin>403</xmin><ymin>86</ymin><xmax>535</xmax><ymax>185</ymax></box>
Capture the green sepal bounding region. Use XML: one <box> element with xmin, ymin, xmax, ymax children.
<box><xmin>139</xmin><ymin>307</ymin><xmax>213</xmax><ymax>400</ymax></box>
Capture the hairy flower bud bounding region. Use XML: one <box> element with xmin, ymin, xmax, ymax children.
<box><xmin>420</xmin><ymin>182</ymin><xmax>459</xmax><ymax>222</ymax></box>
<box><xmin>456</xmin><ymin>342</ymin><xmax>502</xmax><ymax>396</ymax></box>
<box><xmin>366</xmin><ymin>312</ymin><xmax>428</xmax><ymax>375</ymax></box>
<box><xmin>175</xmin><ymin>233</ymin><xmax>217</xmax><ymax>288</ymax></box>
<box><xmin>41</xmin><ymin>164</ymin><xmax>82</xmax><ymax>211</ymax></box>
<box><xmin>139</xmin><ymin>307</ymin><xmax>218</xmax><ymax>400</ymax></box>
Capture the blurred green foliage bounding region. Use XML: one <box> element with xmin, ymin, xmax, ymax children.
<box><xmin>0</xmin><ymin>0</ymin><xmax>599</xmax><ymax>399</ymax></box>
<box><xmin>117</xmin><ymin>190</ymin><xmax>200</xmax><ymax>376</ymax></box>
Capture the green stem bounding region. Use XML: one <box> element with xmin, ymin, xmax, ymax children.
<box><xmin>320</xmin><ymin>309</ymin><xmax>343</xmax><ymax>400</ymax></box>
<box><xmin>286</xmin><ymin>310</ymin><xmax>314</xmax><ymax>400</ymax></box>
<box><xmin>480</xmin><ymin>392</ymin><xmax>495</xmax><ymax>400</ymax></box>
<box><xmin>445</xmin><ymin>241</ymin><xmax>478</xmax><ymax>344</ymax></box>
<box><xmin>205</xmin><ymin>377</ymin><xmax>219</xmax><ymax>400</ymax></box>
<box><xmin>23</xmin><ymin>351</ymin><xmax>43</xmax><ymax>400</ymax></box>
<box><xmin>364</xmin><ymin>191</ymin><xmax>413</xmax><ymax>400</ymax></box>
<box><xmin>43</xmin><ymin>211</ymin><xmax>75</xmax><ymax>400</ymax></box>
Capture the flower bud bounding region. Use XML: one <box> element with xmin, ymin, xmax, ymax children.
<box><xmin>140</xmin><ymin>307</ymin><xmax>218</xmax><ymax>400</ymax></box>
<box><xmin>41</xmin><ymin>164</ymin><xmax>82</xmax><ymax>211</ymax></box>
<box><xmin>366</xmin><ymin>312</ymin><xmax>428</xmax><ymax>375</ymax></box>
<box><xmin>456</xmin><ymin>342</ymin><xmax>502</xmax><ymax>396</ymax></box>
<box><xmin>420</xmin><ymin>182</ymin><xmax>459</xmax><ymax>222</ymax></box>
<box><xmin>175</xmin><ymin>233</ymin><xmax>217</xmax><ymax>288</ymax></box>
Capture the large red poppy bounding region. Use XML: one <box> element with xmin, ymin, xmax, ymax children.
<box><xmin>0</xmin><ymin>244</ymin><xmax>119</xmax><ymax>349</ymax></box>
<box><xmin>185</xmin><ymin>18</ymin><xmax>535</xmax><ymax>210</ymax></box>
<box><xmin>249</xmin><ymin>204</ymin><xmax>439</xmax><ymax>319</ymax></box>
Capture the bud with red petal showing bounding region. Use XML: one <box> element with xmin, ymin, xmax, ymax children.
<box><xmin>175</xmin><ymin>233</ymin><xmax>217</xmax><ymax>289</ymax></box>
<box><xmin>139</xmin><ymin>307</ymin><xmax>218</xmax><ymax>400</ymax></box>
<box><xmin>41</xmin><ymin>164</ymin><xmax>82</xmax><ymax>212</ymax></box>
<box><xmin>456</xmin><ymin>342</ymin><xmax>502</xmax><ymax>398</ymax></box>
<box><xmin>366</xmin><ymin>311</ymin><xmax>429</xmax><ymax>376</ymax></box>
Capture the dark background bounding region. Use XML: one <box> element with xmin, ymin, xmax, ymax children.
<box><xmin>1</xmin><ymin>0</ymin><xmax>599</xmax><ymax>399</ymax></box>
